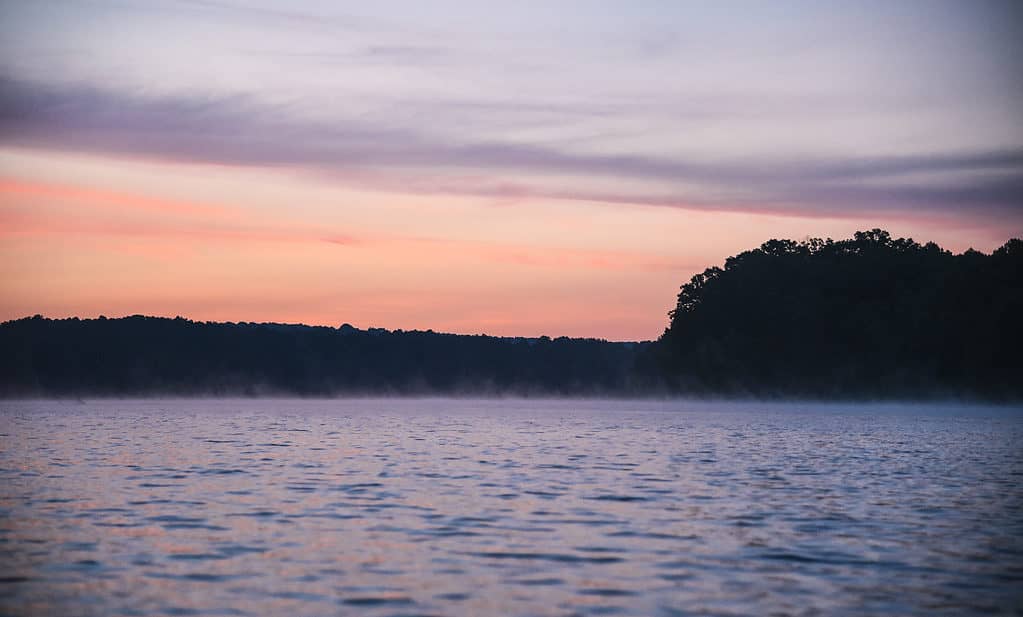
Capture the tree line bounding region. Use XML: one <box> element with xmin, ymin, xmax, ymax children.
<box><xmin>642</xmin><ymin>229</ymin><xmax>1022</xmax><ymax>399</ymax></box>
<box><xmin>2</xmin><ymin>230</ymin><xmax>1019</xmax><ymax>399</ymax></box>
<box><xmin>0</xmin><ymin>316</ymin><xmax>643</xmax><ymax>396</ymax></box>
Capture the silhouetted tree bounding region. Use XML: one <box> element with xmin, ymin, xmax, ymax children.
<box><xmin>0</xmin><ymin>316</ymin><xmax>645</xmax><ymax>396</ymax></box>
<box><xmin>642</xmin><ymin>229</ymin><xmax>1022</xmax><ymax>399</ymax></box>
<box><xmin>3</xmin><ymin>230</ymin><xmax>1019</xmax><ymax>400</ymax></box>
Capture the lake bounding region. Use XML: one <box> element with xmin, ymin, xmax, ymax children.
<box><xmin>1</xmin><ymin>399</ymin><xmax>1021</xmax><ymax>616</ymax></box>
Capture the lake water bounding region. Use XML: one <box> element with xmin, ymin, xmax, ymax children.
<box><xmin>1</xmin><ymin>399</ymin><xmax>1021</xmax><ymax>617</ymax></box>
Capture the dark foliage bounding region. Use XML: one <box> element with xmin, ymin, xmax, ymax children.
<box><xmin>3</xmin><ymin>229</ymin><xmax>1019</xmax><ymax>400</ymax></box>
<box><xmin>0</xmin><ymin>316</ymin><xmax>644</xmax><ymax>396</ymax></box>
<box><xmin>642</xmin><ymin>230</ymin><xmax>1023</xmax><ymax>400</ymax></box>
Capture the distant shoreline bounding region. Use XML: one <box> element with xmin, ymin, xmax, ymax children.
<box><xmin>4</xmin><ymin>231</ymin><xmax>1020</xmax><ymax>401</ymax></box>
<box><xmin>4</xmin><ymin>391</ymin><xmax>1021</xmax><ymax>406</ymax></box>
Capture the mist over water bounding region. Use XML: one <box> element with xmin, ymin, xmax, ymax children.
<box><xmin>1</xmin><ymin>399</ymin><xmax>1021</xmax><ymax>616</ymax></box>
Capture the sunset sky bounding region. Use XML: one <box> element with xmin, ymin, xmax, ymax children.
<box><xmin>1</xmin><ymin>1</ymin><xmax>1021</xmax><ymax>340</ymax></box>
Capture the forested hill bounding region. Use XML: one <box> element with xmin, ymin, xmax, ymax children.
<box><xmin>3</xmin><ymin>230</ymin><xmax>1021</xmax><ymax>399</ymax></box>
<box><xmin>0</xmin><ymin>317</ymin><xmax>644</xmax><ymax>396</ymax></box>
<box><xmin>642</xmin><ymin>230</ymin><xmax>1023</xmax><ymax>400</ymax></box>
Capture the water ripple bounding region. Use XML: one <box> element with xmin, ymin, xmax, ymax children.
<box><xmin>1</xmin><ymin>398</ymin><xmax>1021</xmax><ymax>617</ymax></box>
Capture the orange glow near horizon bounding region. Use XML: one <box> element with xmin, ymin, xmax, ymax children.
<box><xmin>0</xmin><ymin>150</ymin><xmax>1017</xmax><ymax>341</ymax></box>
<box><xmin>2</xmin><ymin>1</ymin><xmax>1021</xmax><ymax>342</ymax></box>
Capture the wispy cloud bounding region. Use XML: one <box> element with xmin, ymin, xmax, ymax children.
<box><xmin>169</xmin><ymin>0</ymin><xmax>372</xmax><ymax>32</ymax></box>
<box><xmin>1</xmin><ymin>75</ymin><xmax>1021</xmax><ymax>221</ymax></box>
<box><xmin>238</xmin><ymin>44</ymin><xmax>454</xmax><ymax>67</ymax></box>
<box><xmin>1</xmin><ymin>176</ymin><xmax>688</xmax><ymax>272</ymax></box>
<box><xmin>0</xmin><ymin>177</ymin><xmax>233</xmax><ymax>219</ymax></box>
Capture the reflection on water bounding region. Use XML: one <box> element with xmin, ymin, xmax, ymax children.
<box><xmin>1</xmin><ymin>399</ymin><xmax>1021</xmax><ymax>616</ymax></box>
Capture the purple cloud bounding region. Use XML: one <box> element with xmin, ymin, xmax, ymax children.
<box><xmin>1</xmin><ymin>75</ymin><xmax>1021</xmax><ymax>221</ymax></box>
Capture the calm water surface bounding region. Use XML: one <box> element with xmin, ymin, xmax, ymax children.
<box><xmin>1</xmin><ymin>399</ymin><xmax>1021</xmax><ymax>616</ymax></box>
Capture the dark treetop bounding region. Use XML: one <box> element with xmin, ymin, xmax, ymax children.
<box><xmin>2</xmin><ymin>230</ymin><xmax>1020</xmax><ymax>399</ymax></box>
<box><xmin>0</xmin><ymin>317</ymin><xmax>643</xmax><ymax>396</ymax></box>
<box><xmin>642</xmin><ymin>229</ymin><xmax>1023</xmax><ymax>400</ymax></box>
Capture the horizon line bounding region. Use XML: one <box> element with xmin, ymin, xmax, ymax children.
<box><xmin>3</xmin><ymin>313</ymin><xmax>655</xmax><ymax>344</ymax></box>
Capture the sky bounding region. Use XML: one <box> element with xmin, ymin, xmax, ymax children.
<box><xmin>1</xmin><ymin>0</ymin><xmax>1021</xmax><ymax>340</ymax></box>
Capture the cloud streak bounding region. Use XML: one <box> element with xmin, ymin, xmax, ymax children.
<box><xmin>1</xmin><ymin>176</ymin><xmax>687</xmax><ymax>272</ymax></box>
<box><xmin>1</xmin><ymin>75</ymin><xmax>1021</xmax><ymax>221</ymax></box>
